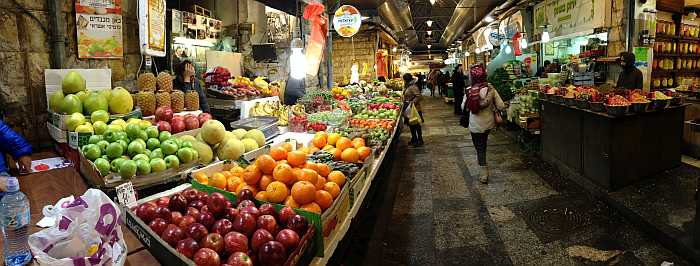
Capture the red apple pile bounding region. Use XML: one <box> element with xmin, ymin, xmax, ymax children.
<box><xmin>155</xmin><ymin>106</ymin><xmax>212</xmax><ymax>134</ymax></box>
<box><xmin>135</xmin><ymin>188</ymin><xmax>307</xmax><ymax>266</ymax></box>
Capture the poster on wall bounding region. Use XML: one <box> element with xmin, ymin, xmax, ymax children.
<box><xmin>139</xmin><ymin>0</ymin><xmax>166</xmax><ymax>57</ymax></box>
<box><xmin>332</xmin><ymin>5</ymin><xmax>361</xmax><ymax>37</ymax></box>
<box><xmin>75</xmin><ymin>0</ymin><xmax>124</xmax><ymax>59</ymax></box>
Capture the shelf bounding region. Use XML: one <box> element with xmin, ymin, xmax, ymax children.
<box><xmin>681</xmin><ymin>36</ymin><xmax>700</xmax><ymax>42</ymax></box>
<box><xmin>652</xmin><ymin>69</ymin><xmax>678</xmax><ymax>74</ymax></box>
<box><xmin>656</xmin><ymin>34</ymin><xmax>680</xmax><ymax>40</ymax></box>
<box><xmin>653</xmin><ymin>53</ymin><xmax>680</xmax><ymax>57</ymax></box>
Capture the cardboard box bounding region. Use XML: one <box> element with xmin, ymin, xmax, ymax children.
<box><xmin>47</xmin><ymin>122</ymin><xmax>67</xmax><ymax>143</ymax></box>
<box><xmin>124</xmin><ymin>183</ymin><xmax>314</xmax><ymax>266</ymax></box>
<box><xmin>348</xmin><ymin>166</ymin><xmax>368</xmax><ymax>208</ymax></box>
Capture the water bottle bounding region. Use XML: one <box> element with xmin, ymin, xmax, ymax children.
<box><xmin>1</xmin><ymin>176</ymin><xmax>32</xmax><ymax>266</ymax></box>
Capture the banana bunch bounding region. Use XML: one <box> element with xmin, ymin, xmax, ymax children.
<box><xmin>249</xmin><ymin>101</ymin><xmax>278</xmax><ymax>117</ymax></box>
<box><xmin>277</xmin><ymin>105</ymin><xmax>289</xmax><ymax>126</ymax></box>
<box><xmin>290</xmin><ymin>104</ymin><xmax>305</xmax><ymax>117</ymax></box>
<box><xmin>233</xmin><ymin>76</ymin><xmax>253</xmax><ymax>86</ymax></box>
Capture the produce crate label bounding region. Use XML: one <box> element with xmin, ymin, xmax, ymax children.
<box><xmin>116</xmin><ymin>182</ymin><xmax>137</xmax><ymax>206</ymax></box>
<box><xmin>68</xmin><ymin>131</ymin><xmax>93</xmax><ymax>149</ymax></box>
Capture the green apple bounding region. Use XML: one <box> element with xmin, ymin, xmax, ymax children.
<box><xmin>144</xmin><ymin>149</ymin><xmax>151</xmax><ymax>157</ymax></box>
<box><xmin>116</xmin><ymin>140</ymin><xmax>128</xmax><ymax>152</ymax></box>
<box><xmin>169</xmin><ymin>137</ymin><xmax>182</xmax><ymax>147</ymax></box>
<box><xmin>136</xmin><ymin>160</ymin><xmax>151</xmax><ymax>175</ymax></box>
<box><xmin>150</xmin><ymin>148</ymin><xmax>163</xmax><ymax>159</ymax></box>
<box><xmin>75</xmin><ymin>123</ymin><xmax>94</xmax><ymax>133</ymax></box>
<box><xmin>96</xmin><ymin>140</ymin><xmax>109</xmax><ymax>153</ymax></box>
<box><xmin>84</xmin><ymin>144</ymin><xmax>102</xmax><ymax>161</ymax></box>
<box><xmin>127</xmin><ymin>141</ymin><xmax>146</xmax><ymax>157</ymax></box>
<box><xmin>149</xmin><ymin>158</ymin><xmax>166</xmax><ymax>172</ymax></box>
<box><xmin>91</xmin><ymin>110</ymin><xmax>110</xmax><ymax>124</ymax></box>
<box><xmin>93</xmin><ymin>121</ymin><xmax>108</xmax><ymax>135</ymax></box>
<box><xmin>111</xmin><ymin>119</ymin><xmax>126</xmax><ymax>127</ymax></box>
<box><xmin>177</xmin><ymin>147</ymin><xmax>197</xmax><ymax>164</ymax></box>
<box><xmin>164</xmin><ymin>155</ymin><xmax>180</xmax><ymax>169</ymax></box>
<box><xmin>145</xmin><ymin>126</ymin><xmax>159</xmax><ymax>139</ymax></box>
<box><xmin>125</xmin><ymin>124</ymin><xmax>141</xmax><ymax>140</ymax></box>
<box><xmin>132</xmin><ymin>138</ymin><xmax>146</xmax><ymax>147</ymax></box>
<box><xmin>161</xmin><ymin>140</ymin><xmax>179</xmax><ymax>155</ymax></box>
<box><xmin>110</xmin><ymin>158</ymin><xmax>125</xmax><ymax>172</ymax></box>
<box><xmin>159</xmin><ymin>131</ymin><xmax>172</xmax><ymax>142</ymax></box>
<box><xmin>132</xmin><ymin>154</ymin><xmax>150</xmax><ymax>162</ymax></box>
<box><xmin>107</xmin><ymin>124</ymin><xmax>122</xmax><ymax>132</ymax></box>
<box><xmin>100</xmin><ymin>155</ymin><xmax>109</xmax><ymax>161</ymax></box>
<box><xmin>136</xmin><ymin>130</ymin><xmax>148</xmax><ymax>141</ymax></box>
<box><xmin>88</xmin><ymin>134</ymin><xmax>103</xmax><ymax>145</ymax></box>
<box><xmin>66</xmin><ymin>113</ymin><xmax>86</xmax><ymax>131</ymax></box>
<box><xmin>94</xmin><ymin>158</ymin><xmax>110</xmax><ymax>176</ymax></box>
<box><xmin>119</xmin><ymin>160</ymin><xmax>137</xmax><ymax>178</ymax></box>
<box><xmin>146</xmin><ymin>138</ymin><xmax>160</xmax><ymax>150</ymax></box>
<box><xmin>139</xmin><ymin>120</ymin><xmax>152</xmax><ymax>130</ymax></box>
<box><xmin>180</xmin><ymin>141</ymin><xmax>192</xmax><ymax>148</ymax></box>
<box><xmin>106</xmin><ymin>142</ymin><xmax>124</xmax><ymax>159</ymax></box>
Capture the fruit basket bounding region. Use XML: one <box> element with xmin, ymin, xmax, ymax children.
<box><xmin>575</xmin><ymin>99</ymin><xmax>589</xmax><ymax>109</ymax></box>
<box><xmin>650</xmin><ymin>99</ymin><xmax>670</xmax><ymax>110</ymax></box>
<box><xmin>630</xmin><ymin>102</ymin><xmax>649</xmax><ymax>113</ymax></box>
<box><xmin>605</xmin><ymin>105</ymin><xmax>629</xmax><ymax>116</ymax></box>
<box><xmin>564</xmin><ymin>97</ymin><xmax>576</xmax><ymax>106</ymax></box>
<box><xmin>590</xmin><ymin>102</ymin><xmax>605</xmax><ymax>112</ymax></box>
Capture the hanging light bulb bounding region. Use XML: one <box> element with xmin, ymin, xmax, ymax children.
<box><xmin>426</xmin><ymin>20</ymin><xmax>433</xmax><ymax>27</ymax></box>
<box><xmin>392</xmin><ymin>47</ymin><xmax>397</xmax><ymax>52</ymax></box>
<box><xmin>427</xmin><ymin>44</ymin><xmax>432</xmax><ymax>49</ymax></box>
<box><xmin>289</xmin><ymin>38</ymin><xmax>306</xmax><ymax>79</ymax></box>
<box><xmin>541</xmin><ymin>30</ymin><xmax>550</xmax><ymax>43</ymax></box>
<box><xmin>475</xmin><ymin>48</ymin><xmax>481</xmax><ymax>54</ymax></box>
<box><xmin>465</xmin><ymin>51</ymin><xmax>471</xmax><ymax>56</ymax></box>
<box><xmin>429</xmin><ymin>0</ymin><xmax>436</xmax><ymax>5</ymax></box>
<box><xmin>427</xmin><ymin>30</ymin><xmax>432</xmax><ymax>36</ymax></box>
<box><xmin>505</xmin><ymin>44</ymin><xmax>512</xmax><ymax>54</ymax></box>
<box><xmin>520</xmin><ymin>37</ymin><xmax>528</xmax><ymax>49</ymax></box>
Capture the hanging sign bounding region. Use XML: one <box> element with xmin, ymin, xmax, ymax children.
<box><xmin>533</xmin><ymin>0</ymin><xmax>606</xmax><ymax>38</ymax></box>
<box><xmin>332</xmin><ymin>5</ymin><xmax>361</xmax><ymax>37</ymax></box>
<box><xmin>139</xmin><ymin>0</ymin><xmax>166</xmax><ymax>57</ymax></box>
<box><xmin>75</xmin><ymin>0</ymin><xmax>124</xmax><ymax>59</ymax></box>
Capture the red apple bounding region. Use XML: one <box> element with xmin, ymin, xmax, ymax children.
<box><xmin>278</xmin><ymin>207</ymin><xmax>296</xmax><ymax>226</ymax></box>
<box><xmin>186</xmin><ymin>222</ymin><xmax>208</xmax><ymax>241</ymax></box>
<box><xmin>232</xmin><ymin>212</ymin><xmax>257</xmax><ymax>237</ymax></box>
<box><xmin>227</xmin><ymin>251</ymin><xmax>253</xmax><ymax>266</ymax></box>
<box><xmin>155</xmin><ymin>106</ymin><xmax>174</xmax><ymax>122</ymax></box>
<box><xmin>161</xmin><ymin>224</ymin><xmax>185</xmax><ymax>247</ymax></box>
<box><xmin>155</xmin><ymin>197</ymin><xmax>170</xmax><ymax>207</ymax></box>
<box><xmin>188</xmin><ymin>199</ymin><xmax>205</xmax><ymax>210</ymax></box>
<box><xmin>287</xmin><ymin>215</ymin><xmax>307</xmax><ymax>235</ymax></box>
<box><xmin>196</xmin><ymin>211</ymin><xmax>215</xmax><ymax>229</ymax></box>
<box><xmin>185</xmin><ymin>116</ymin><xmax>200</xmax><ymax>130</ymax></box>
<box><xmin>225</xmin><ymin>200</ymin><xmax>233</xmax><ymax>209</ymax></box>
<box><xmin>178</xmin><ymin>215</ymin><xmax>196</xmax><ymax>231</ymax></box>
<box><xmin>200</xmin><ymin>205</ymin><xmax>209</xmax><ymax>214</ymax></box>
<box><xmin>186</xmin><ymin>207</ymin><xmax>200</xmax><ymax>218</ymax></box>
<box><xmin>251</xmin><ymin>229</ymin><xmax>274</xmax><ymax>252</ymax></box>
<box><xmin>171</xmin><ymin>117</ymin><xmax>186</xmax><ymax>134</ymax></box>
<box><xmin>224</xmin><ymin>231</ymin><xmax>248</xmax><ymax>254</ymax></box>
<box><xmin>147</xmin><ymin>218</ymin><xmax>168</xmax><ymax>235</ymax></box>
<box><xmin>176</xmin><ymin>238</ymin><xmax>199</xmax><ymax>258</ymax></box>
<box><xmin>170</xmin><ymin>211</ymin><xmax>183</xmax><ymax>225</ymax></box>
<box><xmin>200</xmin><ymin>233</ymin><xmax>224</xmax><ymax>254</ymax></box>
<box><xmin>237</xmin><ymin>200</ymin><xmax>255</xmax><ymax>210</ymax></box>
<box><xmin>258</xmin><ymin>241</ymin><xmax>287</xmax><ymax>266</ymax></box>
<box><xmin>198</xmin><ymin>113</ymin><xmax>213</xmax><ymax>125</ymax></box>
<box><xmin>257</xmin><ymin>215</ymin><xmax>278</xmax><ymax>234</ymax></box>
<box><xmin>237</xmin><ymin>190</ymin><xmax>255</xmax><ymax>205</ymax></box>
<box><xmin>155</xmin><ymin>206</ymin><xmax>171</xmax><ymax>222</ymax></box>
<box><xmin>136</xmin><ymin>202</ymin><xmax>158</xmax><ymax>223</ymax></box>
<box><xmin>193</xmin><ymin>248</ymin><xmax>220</xmax><ymax>266</ymax></box>
<box><xmin>212</xmin><ymin>218</ymin><xmax>234</xmax><ymax>235</ymax></box>
<box><xmin>168</xmin><ymin>193</ymin><xmax>188</xmax><ymax>213</ymax></box>
<box><xmin>239</xmin><ymin>205</ymin><xmax>260</xmax><ymax>219</ymax></box>
<box><xmin>197</xmin><ymin>191</ymin><xmax>209</xmax><ymax>202</ymax></box>
<box><xmin>224</xmin><ymin>207</ymin><xmax>239</xmax><ymax>221</ymax></box>
<box><xmin>275</xmin><ymin>229</ymin><xmax>300</xmax><ymax>252</ymax></box>
<box><xmin>182</xmin><ymin>188</ymin><xmax>199</xmax><ymax>202</ymax></box>
<box><xmin>207</xmin><ymin>192</ymin><xmax>228</xmax><ymax>217</ymax></box>
<box><xmin>156</xmin><ymin>120</ymin><xmax>171</xmax><ymax>133</ymax></box>
<box><xmin>258</xmin><ymin>204</ymin><xmax>276</xmax><ymax>218</ymax></box>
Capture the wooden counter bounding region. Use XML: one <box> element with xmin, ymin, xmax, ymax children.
<box><xmin>541</xmin><ymin>100</ymin><xmax>686</xmax><ymax>191</ymax></box>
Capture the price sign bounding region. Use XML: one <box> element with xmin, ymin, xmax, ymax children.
<box><xmin>333</xmin><ymin>5</ymin><xmax>361</xmax><ymax>37</ymax></box>
<box><xmin>116</xmin><ymin>182</ymin><xmax>137</xmax><ymax>206</ymax></box>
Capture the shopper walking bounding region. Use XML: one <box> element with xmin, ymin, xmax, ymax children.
<box><xmin>428</xmin><ymin>69</ymin><xmax>439</xmax><ymax>97</ymax></box>
<box><xmin>463</xmin><ymin>64</ymin><xmax>505</xmax><ymax>184</ymax></box>
<box><xmin>452</xmin><ymin>64</ymin><xmax>466</xmax><ymax>115</ymax></box>
<box><xmin>403</xmin><ymin>73</ymin><xmax>424</xmax><ymax>146</ymax></box>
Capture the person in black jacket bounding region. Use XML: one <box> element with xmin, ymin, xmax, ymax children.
<box><xmin>451</xmin><ymin>64</ymin><xmax>466</xmax><ymax>115</ymax></box>
<box><xmin>173</xmin><ymin>60</ymin><xmax>210</xmax><ymax>112</ymax></box>
<box><xmin>616</xmin><ymin>52</ymin><xmax>644</xmax><ymax>90</ymax></box>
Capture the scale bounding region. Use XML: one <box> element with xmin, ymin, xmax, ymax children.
<box><xmin>230</xmin><ymin>116</ymin><xmax>280</xmax><ymax>143</ymax></box>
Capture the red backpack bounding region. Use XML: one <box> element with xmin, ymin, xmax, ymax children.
<box><xmin>466</xmin><ymin>85</ymin><xmax>485</xmax><ymax>114</ymax></box>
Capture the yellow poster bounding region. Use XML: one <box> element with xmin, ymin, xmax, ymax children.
<box><xmin>75</xmin><ymin>0</ymin><xmax>124</xmax><ymax>59</ymax></box>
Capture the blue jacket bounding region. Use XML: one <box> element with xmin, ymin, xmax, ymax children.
<box><xmin>0</xmin><ymin>120</ymin><xmax>32</xmax><ymax>173</ymax></box>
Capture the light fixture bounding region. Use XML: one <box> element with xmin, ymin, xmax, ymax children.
<box><xmin>465</xmin><ymin>51</ymin><xmax>471</xmax><ymax>56</ymax></box>
<box><xmin>427</xmin><ymin>44</ymin><xmax>432</xmax><ymax>49</ymax></box>
<box><xmin>392</xmin><ymin>47</ymin><xmax>397</xmax><ymax>52</ymax></box>
<box><xmin>475</xmin><ymin>48</ymin><xmax>481</xmax><ymax>54</ymax></box>
<box><xmin>484</xmin><ymin>15</ymin><xmax>495</xmax><ymax>23</ymax></box>
<box><xmin>504</xmin><ymin>44</ymin><xmax>512</xmax><ymax>54</ymax></box>
<box><xmin>426</xmin><ymin>20</ymin><xmax>433</xmax><ymax>27</ymax></box>
<box><xmin>690</xmin><ymin>12</ymin><xmax>697</xmax><ymax>21</ymax></box>
<box><xmin>289</xmin><ymin>38</ymin><xmax>306</xmax><ymax>79</ymax></box>
<box><xmin>427</xmin><ymin>30</ymin><xmax>432</xmax><ymax>36</ymax></box>
<box><xmin>520</xmin><ymin>37</ymin><xmax>528</xmax><ymax>49</ymax></box>
<box><xmin>541</xmin><ymin>30</ymin><xmax>550</xmax><ymax>43</ymax></box>
<box><xmin>429</xmin><ymin>0</ymin><xmax>436</xmax><ymax>5</ymax></box>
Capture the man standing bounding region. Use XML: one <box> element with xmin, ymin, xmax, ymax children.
<box><xmin>451</xmin><ymin>64</ymin><xmax>466</xmax><ymax>115</ymax></box>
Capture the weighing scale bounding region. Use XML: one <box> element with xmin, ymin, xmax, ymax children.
<box><xmin>230</xmin><ymin>116</ymin><xmax>280</xmax><ymax>143</ymax></box>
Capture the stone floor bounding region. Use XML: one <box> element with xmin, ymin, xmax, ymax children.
<box><xmin>334</xmin><ymin>95</ymin><xmax>691</xmax><ymax>266</ymax></box>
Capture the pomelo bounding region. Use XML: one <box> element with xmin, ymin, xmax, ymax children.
<box><xmin>241</xmin><ymin>138</ymin><xmax>259</xmax><ymax>152</ymax></box>
<box><xmin>217</xmin><ymin>138</ymin><xmax>245</xmax><ymax>161</ymax></box>
<box><xmin>243</xmin><ymin>129</ymin><xmax>266</xmax><ymax>146</ymax></box>
<box><xmin>191</xmin><ymin>140</ymin><xmax>213</xmax><ymax>164</ymax></box>
<box><xmin>60</xmin><ymin>94</ymin><xmax>82</xmax><ymax>114</ymax></box>
<box><xmin>66</xmin><ymin>113</ymin><xmax>86</xmax><ymax>131</ymax></box>
<box><xmin>200</xmin><ymin>120</ymin><xmax>226</xmax><ymax>145</ymax></box>
<box><xmin>84</xmin><ymin>93</ymin><xmax>108</xmax><ymax>114</ymax></box>
<box><xmin>109</xmin><ymin>87</ymin><xmax>133</xmax><ymax>114</ymax></box>
<box><xmin>62</xmin><ymin>71</ymin><xmax>86</xmax><ymax>94</ymax></box>
<box><xmin>49</xmin><ymin>90</ymin><xmax>64</xmax><ymax>112</ymax></box>
<box><xmin>232</xmin><ymin>128</ymin><xmax>248</xmax><ymax>139</ymax></box>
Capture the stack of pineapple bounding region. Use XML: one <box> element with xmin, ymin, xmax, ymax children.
<box><xmin>134</xmin><ymin>71</ymin><xmax>200</xmax><ymax>115</ymax></box>
<box><xmin>135</xmin><ymin>73</ymin><xmax>157</xmax><ymax>116</ymax></box>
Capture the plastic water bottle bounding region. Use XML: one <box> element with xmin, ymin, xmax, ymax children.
<box><xmin>1</xmin><ymin>176</ymin><xmax>32</xmax><ymax>266</ymax></box>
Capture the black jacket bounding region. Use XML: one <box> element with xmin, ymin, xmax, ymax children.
<box><xmin>173</xmin><ymin>76</ymin><xmax>210</xmax><ymax>112</ymax></box>
<box><xmin>451</xmin><ymin>71</ymin><xmax>466</xmax><ymax>95</ymax></box>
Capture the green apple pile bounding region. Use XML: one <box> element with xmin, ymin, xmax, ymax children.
<box><xmin>80</xmin><ymin>118</ymin><xmax>199</xmax><ymax>179</ymax></box>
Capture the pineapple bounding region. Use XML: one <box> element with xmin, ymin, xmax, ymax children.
<box><xmin>136</xmin><ymin>91</ymin><xmax>156</xmax><ymax>116</ymax></box>
<box><xmin>156</xmin><ymin>72</ymin><xmax>173</xmax><ymax>92</ymax></box>
<box><xmin>171</xmin><ymin>90</ymin><xmax>184</xmax><ymax>112</ymax></box>
<box><xmin>156</xmin><ymin>90</ymin><xmax>171</xmax><ymax>108</ymax></box>
<box><xmin>185</xmin><ymin>90</ymin><xmax>200</xmax><ymax>111</ymax></box>
<box><xmin>137</xmin><ymin>73</ymin><xmax>156</xmax><ymax>92</ymax></box>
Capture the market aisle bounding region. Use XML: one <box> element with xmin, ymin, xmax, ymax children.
<box><xmin>340</xmin><ymin>95</ymin><xmax>691</xmax><ymax>266</ymax></box>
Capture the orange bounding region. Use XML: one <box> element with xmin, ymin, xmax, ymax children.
<box><xmin>352</xmin><ymin>138</ymin><xmax>365</xmax><ymax>148</ymax></box>
<box><xmin>312</xmin><ymin>135</ymin><xmax>327</xmax><ymax>149</ymax></box>
<box><xmin>259</xmin><ymin>174</ymin><xmax>273</xmax><ymax>190</ymax></box>
<box><xmin>316</xmin><ymin>163</ymin><xmax>331</xmax><ymax>177</ymax></box>
<box><xmin>227</xmin><ymin>176</ymin><xmax>244</xmax><ymax>192</ymax></box>
<box><xmin>322</xmin><ymin>145</ymin><xmax>334</xmax><ymax>151</ymax></box>
<box><xmin>304</xmin><ymin>162</ymin><xmax>320</xmax><ymax>173</ymax></box>
<box><xmin>327</xmin><ymin>171</ymin><xmax>346</xmax><ymax>187</ymax></box>
<box><xmin>287</xmin><ymin>151</ymin><xmax>306</xmax><ymax>167</ymax></box>
<box><xmin>315</xmin><ymin>176</ymin><xmax>326</xmax><ymax>190</ymax></box>
<box><xmin>272</xmin><ymin>163</ymin><xmax>295</xmax><ymax>185</ymax></box>
<box><xmin>193</xmin><ymin>172</ymin><xmax>208</xmax><ymax>185</ymax></box>
<box><xmin>269</xmin><ymin>147</ymin><xmax>288</xmax><ymax>161</ymax></box>
<box><xmin>309</xmin><ymin>147</ymin><xmax>320</xmax><ymax>154</ymax></box>
<box><xmin>230</xmin><ymin>166</ymin><xmax>245</xmax><ymax>177</ymax></box>
<box><xmin>341</xmin><ymin>148</ymin><xmax>359</xmax><ymax>163</ymax></box>
<box><xmin>336</xmin><ymin>137</ymin><xmax>353</xmax><ymax>151</ymax></box>
<box><xmin>327</xmin><ymin>133</ymin><xmax>341</xmax><ymax>146</ymax></box>
<box><xmin>330</xmin><ymin>148</ymin><xmax>342</xmax><ymax>161</ymax></box>
<box><xmin>301</xmin><ymin>202</ymin><xmax>322</xmax><ymax>214</ymax></box>
<box><xmin>297</xmin><ymin>169</ymin><xmax>318</xmax><ymax>185</ymax></box>
<box><xmin>292</xmin><ymin>168</ymin><xmax>304</xmax><ymax>181</ymax></box>
<box><xmin>255</xmin><ymin>191</ymin><xmax>268</xmax><ymax>201</ymax></box>
<box><xmin>236</xmin><ymin>183</ymin><xmax>258</xmax><ymax>195</ymax></box>
<box><xmin>281</xmin><ymin>142</ymin><xmax>294</xmax><ymax>152</ymax></box>
<box><xmin>242</xmin><ymin>165</ymin><xmax>262</xmax><ymax>185</ymax></box>
<box><xmin>314</xmin><ymin>131</ymin><xmax>328</xmax><ymax>140</ymax></box>
<box><xmin>221</xmin><ymin>171</ymin><xmax>234</xmax><ymax>179</ymax></box>
<box><xmin>323</xmin><ymin>182</ymin><xmax>341</xmax><ymax>199</ymax></box>
<box><xmin>357</xmin><ymin>146</ymin><xmax>371</xmax><ymax>161</ymax></box>
<box><xmin>291</xmin><ymin>181</ymin><xmax>316</xmax><ymax>205</ymax></box>
<box><xmin>284</xmin><ymin>196</ymin><xmax>300</xmax><ymax>208</ymax></box>
<box><xmin>315</xmin><ymin>190</ymin><xmax>333</xmax><ymax>210</ymax></box>
<box><xmin>256</xmin><ymin>155</ymin><xmax>277</xmax><ymax>174</ymax></box>
<box><xmin>210</xmin><ymin>173</ymin><xmax>227</xmax><ymax>189</ymax></box>
<box><xmin>265</xmin><ymin>181</ymin><xmax>289</xmax><ymax>203</ymax></box>
<box><xmin>298</xmin><ymin>147</ymin><xmax>310</xmax><ymax>155</ymax></box>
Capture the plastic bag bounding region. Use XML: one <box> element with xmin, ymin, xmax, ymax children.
<box><xmin>29</xmin><ymin>189</ymin><xmax>127</xmax><ymax>266</ymax></box>
<box><xmin>408</xmin><ymin>103</ymin><xmax>421</xmax><ymax>125</ymax></box>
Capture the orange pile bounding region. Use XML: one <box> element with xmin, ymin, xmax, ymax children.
<box><xmin>312</xmin><ymin>132</ymin><xmax>371</xmax><ymax>163</ymax></box>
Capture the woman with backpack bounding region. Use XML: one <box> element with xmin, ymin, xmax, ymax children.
<box><xmin>403</xmin><ymin>73</ymin><xmax>424</xmax><ymax>146</ymax></box>
<box><xmin>462</xmin><ymin>64</ymin><xmax>505</xmax><ymax>183</ymax></box>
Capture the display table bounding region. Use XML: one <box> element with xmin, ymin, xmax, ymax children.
<box><xmin>541</xmin><ymin>100</ymin><xmax>686</xmax><ymax>191</ymax></box>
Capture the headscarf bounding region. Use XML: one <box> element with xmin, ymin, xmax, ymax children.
<box><xmin>470</xmin><ymin>64</ymin><xmax>487</xmax><ymax>87</ymax></box>
<box><xmin>619</xmin><ymin>52</ymin><xmax>636</xmax><ymax>69</ymax></box>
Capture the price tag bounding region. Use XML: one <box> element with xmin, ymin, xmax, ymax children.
<box><xmin>145</xmin><ymin>55</ymin><xmax>153</xmax><ymax>67</ymax></box>
<box><xmin>116</xmin><ymin>182</ymin><xmax>137</xmax><ymax>206</ymax></box>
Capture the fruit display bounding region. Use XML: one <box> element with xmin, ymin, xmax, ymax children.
<box><xmin>288</xmin><ymin>113</ymin><xmax>308</xmax><ymax>133</ymax></box>
<box><xmin>49</xmin><ymin>80</ymin><xmax>134</xmax><ymax>117</ymax></box>
<box><xmin>153</xmin><ymin>106</ymin><xmax>212</xmax><ymax>134</ymax></box>
<box><xmin>138</xmin><ymin>72</ymin><xmax>157</xmax><ymax>92</ymax></box>
<box><xmin>607</xmin><ymin>95</ymin><xmax>630</xmax><ymax>106</ymax></box>
<box><xmin>353</xmin><ymin>109</ymin><xmax>398</xmax><ymax>120</ymax></box>
<box><xmin>650</xmin><ymin>91</ymin><xmax>672</xmax><ymax>100</ymax></box>
<box><xmin>204</xmin><ymin>67</ymin><xmax>233</xmax><ymax>88</ymax></box>
<box><xmin>306</xmin><ymin>122</ymin><xmax>327</xmax><ymax>133</ymax></box>
<box><xmin>331</xmin><ymin>86</ymin><xmax>351</xmax><ymax>100</ymax></box>
<box><xmin>132</xmin><ymin>188</ymin><xmax>310</xmax><ymax>265</ymax></box>
<box><xmin>629</xmin><ymin>92</ymin><xmax>650</xmax><ymax>103</ymax></box>
<box><xmin>298</xmin><ymin>89</ymin><xmax>334</xmax><ymax>112</ymax></box>
<box><xmin>307</xmin><ymin>110</ymin><xmax>348</xmax><ymax>126</ymax></box>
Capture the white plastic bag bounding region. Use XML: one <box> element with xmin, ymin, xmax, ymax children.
<box><xmin>28</xmin><ymin>189</ymin><xmax>127</xmax><ymax>266</ymax></box>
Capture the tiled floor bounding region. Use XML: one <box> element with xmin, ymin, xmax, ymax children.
<box><xmin>337</xmin><ymin>95</ymin><xmax>691</xmax><ymax>266</ymax></box>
